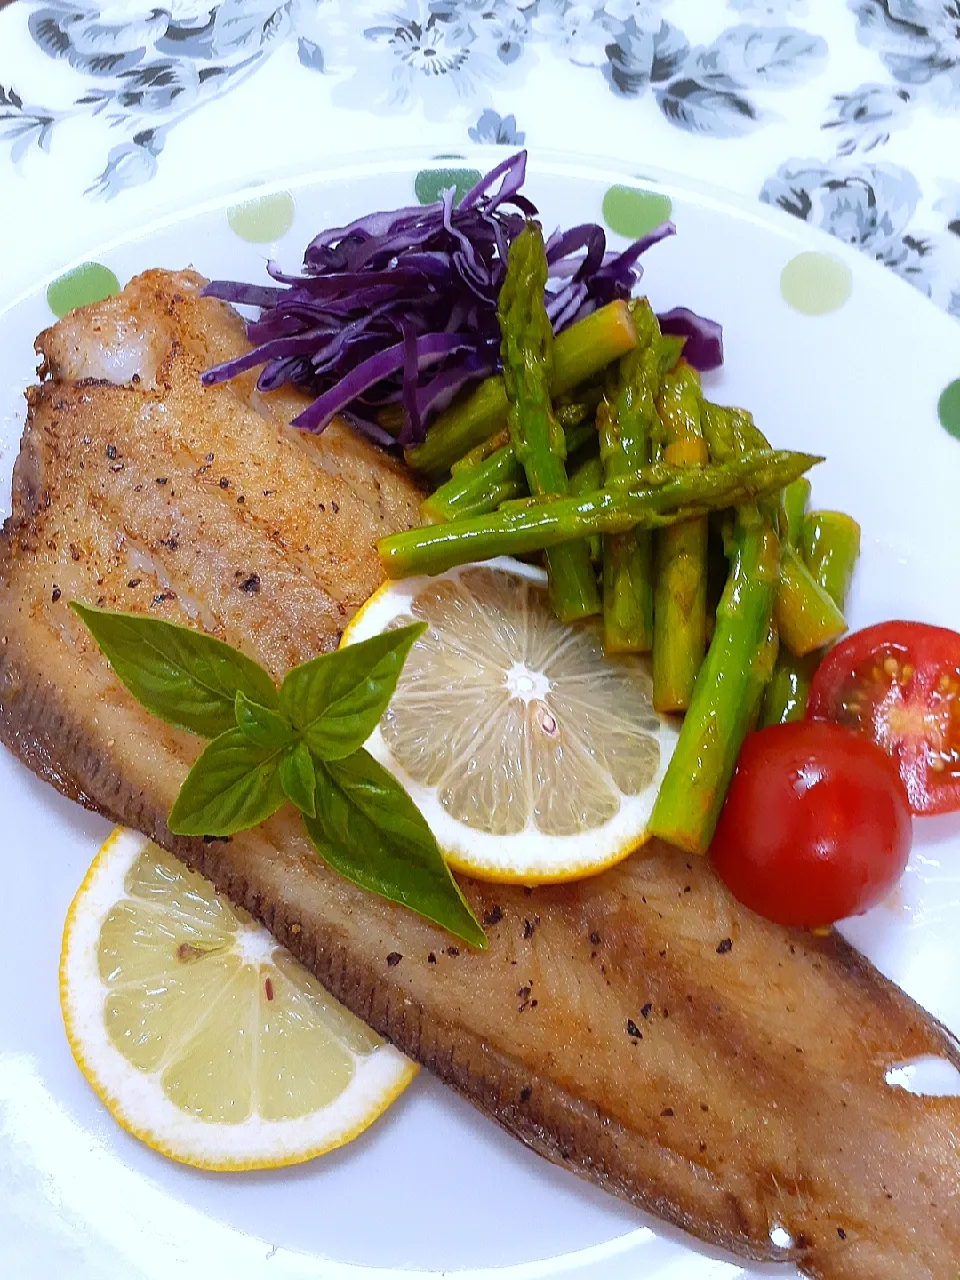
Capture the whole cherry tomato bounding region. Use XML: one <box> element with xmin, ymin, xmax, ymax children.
<box><xmin>710</xmin><ymin>720</ymin><xmax>912</xmax><ymax>928</ymax></box>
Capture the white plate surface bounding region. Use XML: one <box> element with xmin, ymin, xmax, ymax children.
<box><xmin>0</xmin><ymin>150</ymin><xmax>958</xmax><ymax>1280</ymax></box>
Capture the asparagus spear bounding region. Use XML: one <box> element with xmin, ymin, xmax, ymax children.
<box><xmin>422</xmin><ymin>445</ymin><xmax>527</xmax><ymax>525</ymax></box>
<box><xmin>379</xmin><ymin>449</ymin><xmax>820</xmax><ymax>579</ymax></box>
<box><xmin>782</xmin><ymin>478</ymin><xmax>812</xmax><ymax>545</ymax></box>
<box><xmin>776</xmin><ymin>543</ymin><xmax>847</xmax><ymax>655</ymax></box>
<box><xmin>702</xmin><ymin>401</ymin><xmax>847</xmax><ymax>657</ymax></box>
<box><xmin>422</xmin><ymin>420</ymin><xmax>596</xmax><ymax>525</ymax></box>
<box><xmin>406</xmin><ymin>300</ymin><xmax>638</xmax><ymax>476</ymax></box>
<box><xmin>598</xmin><ymin>300</ymin><xmax>663</xmax><ymax>653</ymax></box>
<box><xmin>658</xmin><ymin>334</ymin><xmax>686</xmax><ymax>375</ymax></box>
<box><xmin>801</xmin><ymin>511</ymin><xmax>861</xmax><ymax>607</ymax></box>
<box><xmin>652</xmin><ymin>363</ymin><xmax>709</xmax><ymax>711</ymax></box>
<box><xmin>758</xmin><ymin>474</ymin><xmax>811</xmax><ymax>727</ymax></box>
<box><xmin>568</xmin><ymin>448</ymin><xmax>604</xmax><ymax>564</ymax></box>
<box><xmin>648</xmin><ymin>507</ymin><xmax>781</xmax><ymax>854</ymax></box>
<box><xmin>450</xmin><ymin>429</ymin><xmax>510</xmax><ymax>475</ymax></box>
<box><xmin>497</xmin><ymin>224</ymin><xmax>600</xmax><ymax>622</ymax></box>
<box><xmin>760</xmin><ymin>509</ymin><xmax>861</xmax><ymax>725</ymax></box>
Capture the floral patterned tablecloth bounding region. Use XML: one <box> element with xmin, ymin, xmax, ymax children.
<box><xmin>1</xmin><ymin>0</ymin><xmax>960</xmax><ymax>317</ymax></box>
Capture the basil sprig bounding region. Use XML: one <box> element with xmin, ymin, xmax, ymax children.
<box><xmin>71</xmin><ymin>602</ymin><xmax>485</xmax><ymax>948</ymax></box>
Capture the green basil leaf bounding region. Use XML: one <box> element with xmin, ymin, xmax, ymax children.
<box><xmin>235</xmin><ymin>690</ymin><xmax>295</xmax><ymax>750</ymax></box>
<box><xmin>279</xmin><ymin>741</ymin><xmax>317</xmax><ymax>818</ymax></box>
<box><xmin>305</xmin><ymin>749</ymin><xmax>485</xmax><ymax>949</ymax></box>
<box><xmin>279</xmin><ymin>622</ymin><xmax>425</xmax><ymax>762</ymax></box>
<box><xmin>168</xmin><ymin>728</ymin><xmax>285</xmax><ymax>836</ymax></box>
<box><xmin>72</xmin><ymin>602</ymin><xmax>277</xmax><ymax>738</ymax></box>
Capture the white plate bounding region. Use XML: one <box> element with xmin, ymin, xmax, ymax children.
<box><xmin>1</xmin><ymin>150</ymin><xmax>958</xmax><ymax>1280</ymax></box>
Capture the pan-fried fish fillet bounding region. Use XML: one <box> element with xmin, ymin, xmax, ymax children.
<box><xmin>1</xmin><ymin>270</ymin><xmax>958</xmax><ymax>1280</ymax></box>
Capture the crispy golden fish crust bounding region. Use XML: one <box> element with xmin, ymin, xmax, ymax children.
<box><xmin>1</xmin><ymin>270</ymin><xmax>958</xmax><ymax>1280</ymax></box>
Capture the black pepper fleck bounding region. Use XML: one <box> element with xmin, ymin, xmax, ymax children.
<box><xmin>127</xmin><ymin>579</ymin><xmax>141</xmax><ymax>589</ymax></box>
<box><xmin>589</xmin><ymin>930</ymin><xmax>601</xmax><ymax>945</ymax></box>
<box><xmin>837</xmin><ymin>1228</ymin><xmax>846</xmax><ymax>1240</ymax></box>
<box><xmin>519</xmin><ymin>1086</ymin><xmax>531</xmax><ymax>1103</ymax></box>
<box><xmin>155</xmin><ymin>477</ymin><xmax>167</xmax><ymax>485</ymax></box>
<box><xmin>263</xmin><ymin>489</ymin><xmax>274</xmax><ymax>497</ymax></box>
<box><xmin>427</xmin><ymin>952</ymin><xmax>437</xmax><ymax>964</ymax></box>
<box><xmin>522</xmin><ymin>917</ymin><xmax>538</xmax><ymax>939</ymax></box>
<box><xmin>152</xmin><ymin>591</ymin><xmax>174</xmax><ymax>606</ymax></box>
<box><xmin>483</xmin><ymin>905</ymin><xmax>503</xmax><ymax>926</ymax></box>
<box><xmin>626</xmin><ymin>1019</ymin><xmax>643</xmax><ymax>1039</ymax></box>
<box><xmin>237</xmin><ymin>495</ymin><xmax>245</xmax><ymax>504</ymax></box>
<box><xmin>446</xmin><ymin>947</ymin><xmax>459</xmax><ymax>957</ymax></box>
<box><xmin>51</xmin><ymin>585</ymin><xmax>61</xmax><ymax>603</ymax></box>
<box><xmin>716</xmin><ymin>938</ymin><xmax>733</xmax><ymax>955</ymax></box>
<box><xmin>159</xmin><ymin>535</ymin><xmax>179</xmax><ymax>550</ymax></box>
<box><xmin>220</xmin><ymin>477</ymin><xmax>230</xmax><ymax>489</ymax></box>
<box><xmin>330</xmin><ymin>500</ymin><xmax>339</xmax><ymax>513</ymax></box>
<box><xmin>202</xmin><ymin>834</ymin><xmax>230</xmax><ymax>844</ymax></box>
<box><xmin>660</xmin><ymin>1107</ymin><xmax>674</xmax><ymax>1117</ymax></box>
<box><xmin>386</xmin><ymin>952</ymin><xmax>402</xmax><ymax>967</ymax></box>
<box><xmin>640</xmin><ymin>1002</ymin><xmax>652</xmax><ymax>1019</ymax></box>
<box><xmin>205</xmin><ymin>453</ymin><xmax>214</xmax><ymax>462</ymax></box>
<box><xmin>238</xmin><ymin>574</ymin><xmax>261</xmax><ymax>594</ymax></box>
<box><xmin>700</xmin><ymin>1102</ymin><xmax>709</xmax><ymax>1112</ymax></box>
<box><xmin>105</xmin><ymin>444</ymin><xmax>117</xmax><ymax>460</ymax></box>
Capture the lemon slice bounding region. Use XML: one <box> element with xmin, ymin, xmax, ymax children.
<box><xmin>60</xmin><ymin>828</ymin><xmax>416</xmax><ymax>1171</ymax></box>
<box><xmin>343</xmin><ymin>557</ymin><xmax>679</xmax><ymax>882</ymax></box>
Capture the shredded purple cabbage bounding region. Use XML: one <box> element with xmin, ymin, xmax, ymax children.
<box><xmin>657</xmin><ymin>307</ymin><xmax>724</xmax><ymax>374</ymax></box>
<box><xmin>202</xmin><ymin>152</ymin><xmax>722</xmax><ymax>447</ymax></box>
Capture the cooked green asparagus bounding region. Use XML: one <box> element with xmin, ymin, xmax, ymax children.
<box><xmin>652</xmin><ymin>363</ymin><xmax>709</xmax><ymax>711</ymax></box>
<box><xmin>379</xmin><ymin>449</ymin><xmax>821</xmax><ymax>579</ymax></box>
<box><xmin>760</xmin><ymin>509</ymin><xmax>861</xmax><ymax>725</ymax></box>
<box><xmin>702</xmin><ymin>400</ymin><xmax>849</xmax><ymax>657</ymax></box>
<box><xmin>497</xmin><ymin>224</ymin><xmax>600</xmax><ymax>622</ymax></box>
<box><xmin>421</xmin><ymin>420</ymin><xmax>596</xmax><ymax>524</ymax></box>
<box><xmin>406</xmin><ymin>300</ymin><xmax>638</xmax><ymax>476</ymax></box>
<box><xmin>782</xmin><ymin>478</ymin><xmax>812</xmax><ymax>545</ymax></box>
<box><xmin>648</xmin><ymin>506</ymin><xmax>781</xmax><ymax>853</ymax></box>
<box><xmin>598</xmin><ymin>300</ymin><xmax>663</xmax><ymax>652</ymax></box>
<box><xmin>801</xmin><ymin>511</ymin><xmax>861</xmax><ymax>608</ymax></box>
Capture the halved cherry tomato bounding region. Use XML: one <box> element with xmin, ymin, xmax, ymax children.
<box><xmin>806</xmin><ymin>621</ymin><xmax>960</xmax><ymax>814</ymax></box>
<box><xmin>710</xmin><ymin>721</ymin><xmax>911</xmax><ymax>928</ymax></box>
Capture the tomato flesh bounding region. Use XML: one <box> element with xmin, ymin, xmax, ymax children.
<box><xmin>710</xmin><ymin>721</ymin><xmax>912</xmax><ymax>929</ymax></box>
<box><xmin>807</xmin><ymin>621</ymin><xmax>960</xmax><ymax>814</ymax></box>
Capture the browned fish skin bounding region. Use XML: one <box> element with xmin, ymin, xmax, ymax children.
<box><xmin>2</xmin><ymin>271</ymin><xmax>958</xmax><ymax>1280</ymax></box>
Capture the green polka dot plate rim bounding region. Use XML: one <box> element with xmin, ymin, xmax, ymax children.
<box><xmin>939</xmin><ymin>379</ymin><xmax>960</xmax><ymax>441</ymax></box>
<box><xmin>226</xmin><ymin>192</ymin><xmax>296</xmax><ymax>244</ymax></box>
<box><xmin>414</xmin><ymin>167</ymin><xmax>482</xmax><ymax>207</ymax></box>
<box><xmin>601</xmin><ymin>185</ymin><xmax>673</xmax><ymax>240</ymax></box>
<box><xmin>46</xmin><ymin>263</ymin><xmax>120</xmax><ymax>318</ymax></box>
<box><xmin>779</xmin><ymin>251</ymin><xmax>852</xmax><ymax>316</ymax></box>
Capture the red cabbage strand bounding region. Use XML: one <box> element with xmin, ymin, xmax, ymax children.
<box><xmin>201</xmin><ymin>152</ymin><xmax>722</xmax><ymax>447</ymax></box>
